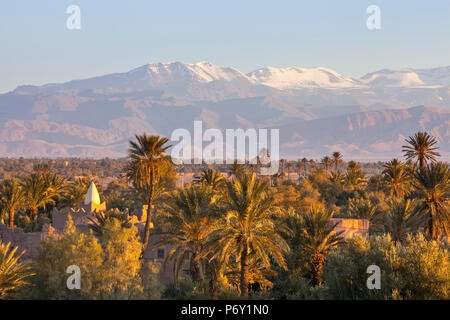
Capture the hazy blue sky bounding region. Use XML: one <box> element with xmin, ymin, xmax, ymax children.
<box><xmin>0</xmin><ymin>0</ymin><xmax>449</xmax><ymax>93</ymax></box>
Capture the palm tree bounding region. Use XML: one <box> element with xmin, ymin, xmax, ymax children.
<box><xmin>329</xmin><ymin>171</ymin><xmax>344</xmax><ymax>184</ymax></box>
<box><xmin>402</xmin><ymin>131</ymin><xmax>440</xmax><ymax>168</ymax></box>
<box><xmin>87</xmin><ymin>209</ymin><xmax>132</xmax><ymax>236</ymax></box>
<box><xmin>125</xmin><ymin>134</ymin><xmax>173</xmax><ymax>253</ymax></box>
<box><xmin>67</xmin><ymin>177</ymin><xmax>93</xmax><ymax>209</ymax></box>
<box><xmin>0</xmin><ymin>242</ymin><xmax>35</xmax><ymax>299</ymax></box>
<box><xmin>344</xmin><ymin>161</ymin><xmax>365</xmax><ymax>190</ymax></box>
<box><xmin>297</xmin><ymin>207</ymin><xmax>344</xmax><ymax>286</ymax></box>
<box><xmin>296</xmin><ymin>160</ymin><xmax>304</xmax><ymax>180</ymax></box>
<box><xmin>321</xmin><ymin>156</ymin><xmax>332</xmax><ymax>175</ymax></box>
<box><xmin>383</xmin><ymin>198</ymin><xmax>421</xmax><ymax>242</ymax></box>
<box><xmin>228</xmin><ymin>160</ymin><xmax>246</xmax><ymax>178</ymax></box>
<box><xmin>382</xmin><ymin>159</ymin><xmax>411</xmax><ymax>198</ymax></box>
<box><xmin>207</xmin><ymin>172</ymin><xmax>289</xmax><ymax>298</ymax></box>
<box><xmin>301</xmin><ymin>158</ymin><xmax>308</xmax><ymax>176</ymax></box>
<box><xmin>0</xmin><ymin>179</ymin><xmax>25</xmax><ymax>228</ymax></box>
<box><xmin>193</xmin><ymin>168</ymin><xmax>225</xmax><ymax>189</ymax></box>
<box><xmin>413</xmin><ymin>162</ymin><xmax>449</xmax><ymax>239</ymax></box>
<box><xmin>158</xmin><ymin>185</ymin><xmax>217</xmax><ymax>283</ymax></box>
<box><xmin>21</xmin><ymin>174</ymin><xmax>59</xmax><ymax>217</ymax></box>
<box><xmin>332</xmin><ymin>151</ymin><xmax>343</xmax><ymax>172</ymax></box>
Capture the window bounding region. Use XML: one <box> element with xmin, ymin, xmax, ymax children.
<box><xmin>157</xmin><ymin>248</ymin><xmax>165</xmax><ymax>259</ymax></box>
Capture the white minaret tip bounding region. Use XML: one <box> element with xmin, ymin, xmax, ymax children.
<box><xmin>84</xmin><ymin>182</ymin><xmax>100</xmax><ymax>205</ymax></box>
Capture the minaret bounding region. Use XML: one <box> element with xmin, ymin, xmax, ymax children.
<box><xmin>82</xmin><ymin>182</ymin><xmax>105</xmax><ymax>212</ymax></box>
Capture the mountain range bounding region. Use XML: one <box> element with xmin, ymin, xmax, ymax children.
<box><xmin>1</xmin><ymin>62</ymin><xmax>449</xmax><ymax>160</ymax></box>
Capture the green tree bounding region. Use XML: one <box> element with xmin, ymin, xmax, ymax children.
<box><xmin>158</xmin><ymin>185</ymin><xmax>217</xmax><ymax>284</ymax></box>
<box><xmin>0</xmin><ymin>242</ymin><xmax>34</xmax><ymax>299</ymax></box>
<box><xmin>382</xmin><ymin>159</ymin><xmax>411</xmax><ymax>198</ymax></box>
<box><xmin>332</xmin><ymin>151</ymin><xmax>343</xmax><ymax>172</ymax></box>
<box><xmin>413</xmin><ymin>162</ymin><xmax>449</xmax><ymax>239</ymax></box>
<box><xmin>344</xmin><ymin>161</ymin><xmax>365</xmax><ymax>190</ymax></box>
<box><xmin>21</xmin><ymin>174</ymin><xmax>61</xmax><ymax>216</ymax></box>
<box><xmin>0</xmin><ymin>179</ymin><xmax>25</xmax><ymax>228</ymax></box>
<box><xmin>207</xmin><ymin>172</ymin><xmax>289</xmax><ymax>298</ymax></box>
<box><xmin>324</xmin><ymin>234</ymin><xmax>449</xmax><ymax>299</ymax></box>
<box><xmin>321</xmin><ymin>156</ymin><xmax>333</xmax><ymax>175</ymax></box>
<box><xmin>297</xmin><ymin>207</ymin><xmax>344</xmax><ymax>286</ymax></box>
<box><xmin>383</xmin><ymin>198</ymin><xmax>421</xmax><ymax>242</ymax></box>
<box><xmin>402</xmin><ymin>131</ymin><xmax>440</xmax><ymax>168</ymax></box>
<box><xmin>125</xmin><ymin>134</ymin><xmax>173</xmax><ymax>253</ymax></box>
<box><xmin>193</xmin><ymin>168</ymin><xmax>225</xmax><ymax>189</ymax></box>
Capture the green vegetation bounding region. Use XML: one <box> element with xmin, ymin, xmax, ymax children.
<box><xmin>0</xmin><ymin>130</ymin><xmax>448</xmax><ymax>300</ymax></box>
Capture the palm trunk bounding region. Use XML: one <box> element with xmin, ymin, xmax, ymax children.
<box><xmin>240</xmin><ymin>241</ymin><xmax>249</xmax><ymax>298</ymax></box>
<box><xmin>209</xmin><ymin>263</ymin><xmax>218</xmax><ymax>300</ymax></box>
<box><xmin>419</xmin><ymin>156</ymin><xmax>425</xmax><ymax>169</ymax></box>
<box><xmin>311</xmin><ymin>252</ymin><xmax>325</xmax><ymax>287</ymax></box>
<box><xmin>9</xmin><ymin>208</ymin><xmax>15</xmax><ymax>229</ymax></box>
<box><xmin>142</xmin><ymin>170</ymin><xmax>154</xmax><ymax>256</ymax></box>
<box><xmin>190</xmin><ymin>251</ymin><xmax>204</xmax><ymax>282</ymax></box>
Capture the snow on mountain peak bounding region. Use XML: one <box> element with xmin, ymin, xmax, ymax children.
<box><xmin>360</xmin><ymin>67</ymin><xmax>450</xmax><ymax>88</ymax></box>
<box><xmin>128</xmin><ymin>61</ymin><xmax>252</xmax><ymax>84</ymax></box>
<box><xmin>247</xmin><ymin>66</ymin><xmax>362</xmax><ymax>89</ymax></box>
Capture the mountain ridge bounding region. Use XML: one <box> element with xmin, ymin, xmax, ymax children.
<box><xmin>1</xmin><ymin>62</ymin><xmax>449</xmax><ymax>159</ymax></box>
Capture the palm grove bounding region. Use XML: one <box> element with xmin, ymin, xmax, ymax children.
<box><xmin>0</xmin><ymin>131</ymin><xmax>448</xmax><ymax>299</ymax></box>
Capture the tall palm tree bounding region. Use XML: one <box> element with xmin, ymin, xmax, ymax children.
<box><xmin>297</xmin><ymin>207</ymin><xmax>344</xmax><ymax>286</ymax></box>
<box><xmin>207</xmin><ymin>172</ymin><xmax>289</xmax><ymax>298</ymax></box>
<box><xmin>296</xmin><ymin>160</ymin><xmax>304</xmax><ymax>180</ymax></box>
<box><xmin>0</xmin><ymin>242</ymin><xmax>35</xmax><ymax>299</ymax></box>
<box><xmin>158</xmin><ymin>185</ymin><xmax>217</xmax><ymax>283</ymax></box>
<box><xmin>413</xmin><ymin>162</ymin><xmax>449</xmax><ymax>239</ymax></box>
<box><xmin>0</xmin><ymin>179</ymin><xmax>25</xmax><ymax>229</ymax></box>
<box><xmin>193</xmin><ymin>168</ymin><xmax>225</xmax><ymax>189</ymax></box>
<box><xmin>383</xmin><ymin>198</ymin><xmax>421</xmax><ymax>242</ymax></box>
<box><xmin>301</xmin><ymin>158</ymin><xmax>308</xmax><ymax>176</ymax></box>
<box><xmin>321</xmin><ymin>156</ymin><xmax>332</xmax><ymax>175</ymax></box>
<box><xmin>125</xmin><ymin>134</ymin><xmax>173</xmax><ymax>253</ymax></box>
<box><xmin>402</xmin><ymin>131</ymin><xmax>440</xmax><ymax>168</ymax></box>
<box><xmin>332</xmin><ymin>151</ymin><xmax>343</xmax><ymax>172</ymax></box>
<box><xmin>382</xmin><ymin>159</ymin><xmax>411</xmax><ymax>198</ymax></box>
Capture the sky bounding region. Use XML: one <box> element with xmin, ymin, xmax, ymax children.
<box><xmin>0</xmin><ymin>0</ymin><xmax>449</xmax><ymax>93</ymax></box>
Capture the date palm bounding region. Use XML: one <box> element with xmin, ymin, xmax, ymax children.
<box><xmin>297</xmin><ymin>207</ymin><xmax>344</xmax><ymax>286</ymax></box>
<box><xmin>344</xmin><ymin>161</ymin><xmax>365</xmax><ymax>190</ymax></box>
<box><xmin>67</xmin><ymin>177</ymin><xmax>93</xmax><ymax>209</ymax></box>
<box><xmin>193</xmin><ymin>168</ymin><xmax>225</xmax><ymax>189</ymax></box>
<box><xmin>207</xmin><ymin>172</ymin><xmax>289</xmax><ymax>298</ymax></box>
<box><xmin>301</xmin><ymin>158</ymin><xmax>308</xmax><ymax>176</ymax></box>
<box><xmin>228</xmin><ymin>160</ymin><xmax>246</xmax><ymax>178</ymax></box>
<box><xmin>382</xmin><ymin>159</ymin><xmax>411</xmax><ymax>198</ymax></box>
<box><xmin>321</xmin><ymin>156</ymin><xmax>332</xmax><ymax>175</ymax></box>
<box><xmin>413</xmin><ymin>162</ymin><xmax>449</xmax><ymax>239</ymax></box>
<box><xmin>402</xmin><ymin>131</ymin><xmax>440</xmax><ymax>168</ymax></box>
<box><xmin>87</xmin><ymin>209</ymin><xmax>132</xmax><ymax>236</ymax></box>
<box><xmin>332</xmin><ymin>151</ymin><xmax>343</xmax><ymax>172</ymax></box>
<box><xmin>0</xmin><ymin>179</ymin><xmax>25</xmax><ymax>228</ymax></box>
<box><xmin>383</xmin><ymin>198</ymin><xmax>421</xmax><ymax>242</ymax></box>
<box><xmin>0</xmin><ymin>242</ymin><xmax>35</xmax><ymax>299</ymax></box>
<box><xmin>125</xmin><ymin>134</ymin><xmax>173</xmax><ymax>253</ymax></box>
<box><xmin>21</xmin><ymin>174</ymin><xmax>59</xmax><ymax>216</ymax></box>
<box><xmin>296</xmin><ymin>160</ymin><xmax>304</xmax><ymax>180</ymax></box>
<box><xmin>157</xmin><ymin>185</ymin><xmax>217</xmax><ymax>283</ymax></box>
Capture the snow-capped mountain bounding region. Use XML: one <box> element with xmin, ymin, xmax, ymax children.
<box><xmin>361</xmin><ymin>66</ymin><xmax>450</xmax><ymax>88</ymax></box>
<box><xmin>248</xmin><ymin>66</ymin><xmax>363</xmax><ymax>89</ymax></box>
<box><xmin>2</xmin><ymin>61</ymin><xmax>450</xmax><ymax>158</ymax></box>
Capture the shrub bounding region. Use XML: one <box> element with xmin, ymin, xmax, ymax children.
<box><xmin>323</xmin><ymin>234</ymin><xmax>449</xmax><ymax>299</ymax></box>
